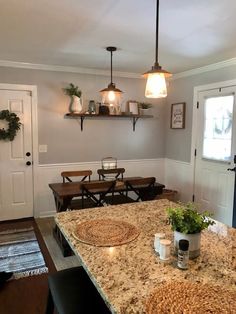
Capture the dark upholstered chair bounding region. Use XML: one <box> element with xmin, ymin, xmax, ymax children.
<box><xmin>45</xmin><ymin>267</ymin><xmax>111</xmax><ymax>314</ymax></box>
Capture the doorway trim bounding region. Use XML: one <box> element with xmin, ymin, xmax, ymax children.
<box><xmin>0</xmin><ymin>83</ymin><xmax>38</xmax><ymax>217</ymax></box>
<box><xmin>191</xmin><ymin>79</ymin><xmax>236</xmax><ymax>198</ymax></box>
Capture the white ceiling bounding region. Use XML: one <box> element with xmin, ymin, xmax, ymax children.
<box><xmin>1</xmin><ymin>0</ymin><xmax>236</xmax><ymax>74</ymax></box>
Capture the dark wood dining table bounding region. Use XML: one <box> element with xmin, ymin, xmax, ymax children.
<box><xmin>49</xmin><ymin>178</ymin><xmax>165</xmax><ymax>256</ymax></box>
<box><xmin>49</xmin><ymin>178</ymin><xmax>165</xmax><ymax>213</ymax></box>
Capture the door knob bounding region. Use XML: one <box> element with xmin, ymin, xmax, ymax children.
<box><xmin>26</xmin><ymin>152</ymin><xmax>31</xmax><ymax>157</ymax></box>
<box><xmin>227</xmin><ymin>167</ymin><xmax>236</xmax><ymax>172</ymax></box>
<box><xmin>26</xmin><ymin>161</ymin><xmax>31</xmax><ymax>166</ymax></box>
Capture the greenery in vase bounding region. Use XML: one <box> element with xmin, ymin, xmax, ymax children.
<box><xmin>166</xmin><ymin>202</ymin><xmax>215</xmax><ymax>234</ymax></box>
<box><xmin>63</xmin><ymin>83</ymin><xmax>82</xmax><ymax>98</ymax></box>
<box><xmin>138</xmin><ymin>102</ymin><xmax>152</xmax><ymax>109</ymax></box>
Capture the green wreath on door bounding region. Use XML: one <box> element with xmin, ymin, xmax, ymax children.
<box><xmin>0</xmin><ymin>110</ymin><xmax>21</xmax><ymax>141</ymax></box>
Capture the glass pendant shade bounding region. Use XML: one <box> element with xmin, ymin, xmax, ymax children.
<box><xmin>145</xmin><ymin>72</ymin><xmax>167</xmax><ymax>98</ymax></box>
<box><xmin>100</xmin><ymin>47</ymin><xmax>123</xmax><ymax>106</ymax></box>
<box><xmin>100</xmin><ymin>83</ymin><xmax>122</xmax><ymax>106</ymax></box>
<box><xmin>143</xmin><ymin>0</ymin><xmax>172</xmax><ymax>98</ymax></box>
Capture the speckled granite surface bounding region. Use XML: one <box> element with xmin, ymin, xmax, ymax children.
<box><xmin>55</xmin><ymin>199</ymin><xmax>236</xmax><ymax>314</ymax></box>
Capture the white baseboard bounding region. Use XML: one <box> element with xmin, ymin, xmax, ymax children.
<box><xmin>35</xmin><ymin>158</ymin><xmax>165</xmax><ymax>217</ymax></box>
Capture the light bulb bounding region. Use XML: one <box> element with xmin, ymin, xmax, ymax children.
<box><xmin>108</xmin><ymin>91</ymin><xmax>115</xmax><ymax>102</ymax></box>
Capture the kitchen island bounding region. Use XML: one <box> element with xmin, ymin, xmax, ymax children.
<box><xmin>55</xmin><ymin>199</ymin><xmax>236</xmax><ymax>313</ymax></box>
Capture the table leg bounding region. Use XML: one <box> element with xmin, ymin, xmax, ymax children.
<box><xmin>52</xmin><ymin>194</ymin><xmax>75</xmax><ymax>256</ymax></box>
<box><xmin>53</xmin><ymin>225</ymin><xmax>74</xmax><ymax>257</ymax></box>
<box><xmin>53</xmin><ymin>193</ymin><xmax>72</xmax><ymax>212</ymax></box>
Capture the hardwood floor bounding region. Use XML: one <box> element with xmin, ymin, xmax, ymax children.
<box><xmin>36</xmin><ymin>217</ymin><xmax>80</xmax><ymax>271</ymax></box>
<box><xmin>0</xmin><ymin>218</ymin><xmax>56</xmax><ymax>314</ymax></box>
<box><xmin>0</xmin><ymin>217</ymin><xmax>80</xmax><ymax>314</ymax></box>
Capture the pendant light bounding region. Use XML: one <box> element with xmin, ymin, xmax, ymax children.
<box><xmin>143</xmin><ymin>0</ymin><xmax>171</xmax><ymax>98</ymax></box>
<box><xmin>100</xmin><ymin>46</ymin><xmax>123</xmax><ymax>106</ymax></box>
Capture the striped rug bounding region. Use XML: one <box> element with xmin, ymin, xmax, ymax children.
<box><xmin>0</xmin><ymin>227</ymin><xmax>48</xmax><ymax>279</ymax></box>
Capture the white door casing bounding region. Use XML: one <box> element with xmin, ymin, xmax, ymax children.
<box><xmin>0</xmin><ymin>85</ymin><xmax>38</xmax><ymax>221</ymax></box>
<box><xmin>194</xmin><ymin>86</ymin><xmax>236</xmax><ymax>226</ymax></box>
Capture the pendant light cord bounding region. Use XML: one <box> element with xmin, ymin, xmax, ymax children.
<box><xmin>155</xmin><ymin>0</ymin><xmax>159</xmax><ymax>67</ymax></box>
<box><xmin>110</xmin><ymin>50</ymin><xmax>113</xmax><ymax>84</ymax></box>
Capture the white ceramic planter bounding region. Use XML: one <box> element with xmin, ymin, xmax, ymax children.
<box><xmin>174</xmin><ymin>231</ymin><xmax>201</xmax><ymax>259</ymax></box>
<box><xmin>139</xmin><ymin>108</ymin><xmax>151</xmax><ymax>115</ymax></box>
<box><xmin>70</xmin><ymin>95</ymin><xmax>82</xmax><ymax>113</ymax></box>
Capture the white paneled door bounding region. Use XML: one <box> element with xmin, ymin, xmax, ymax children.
<box><xmin>0</xmin><ymin>89</ymin><xmax>33</xmax><ymax>221</ymax></box>
<box><xmin>194</xmin><ymin>86</ymin><xmax>236</xmax><ymax>226</ymax></box>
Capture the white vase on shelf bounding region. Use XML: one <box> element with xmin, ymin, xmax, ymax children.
<box><xmin>70</xmin><ymin>95</ymin><xmax>82</xmax><ymax>113</ymax></box>
<box><xmin>139</xmin><ymin>108</ymin><xmax>151</xmax><ymax>115</ymax></box>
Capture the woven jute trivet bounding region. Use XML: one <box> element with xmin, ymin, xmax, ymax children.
<box><xmin>146</xmin><ymin>281</ymin><xmax>236</xmax><ymax>314</ymax></box>
<box><xmin>73</xmin><ymin>218</ymin><xmax>140</xmax><ymax>247</ymax></box>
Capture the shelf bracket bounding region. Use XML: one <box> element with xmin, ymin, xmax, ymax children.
<box><xmin>80</xmin><ymin>116</ymin><xmax>85</xmax><ymax>131</ymax></box>
<box><xmin>132</xmin><ymin>117</ymin><xmax>139</xmax><ymax>131</ymax></box>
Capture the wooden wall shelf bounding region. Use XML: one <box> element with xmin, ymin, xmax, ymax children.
<box><xmin>64</xmin><ymin>113</ymin><xmax>153</xmax><ymax>131</ymax></box>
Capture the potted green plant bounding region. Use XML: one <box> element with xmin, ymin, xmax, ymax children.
<box><xmin>63</xmin><ymin>83</ymin><xmax>82</xmax><ymax>113</ymax></box>
<box><xmin>166</xmin><ymin>202</ymin><xmax>215</xmax><ymax>259</ymax></box>
<box><xmin>138</xmin><ymin>102</ymin><xmax>152</xmax><ymax>115</ymax></box>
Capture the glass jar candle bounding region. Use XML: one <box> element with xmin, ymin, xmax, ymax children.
<box><xmin>102</xmin><ymin>157</ymin><xmax>117</xmax><ymax>170</ymax></box>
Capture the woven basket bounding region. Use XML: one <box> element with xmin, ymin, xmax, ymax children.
<box><xmin>155</xmin><ymin>189</ymin><xmax>178</xmax><ymax>201</ymax></box>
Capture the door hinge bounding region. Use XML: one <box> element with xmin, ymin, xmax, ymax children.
<box><xmin>192</xmin><ymin>194</ymin><xmax>195</xmax><ymax>202</ymax></box>
<box><xmin>197</xmin><ymin>101</ymin><xmax>199</xmax><ymax>109</ymax></box>
<box><xmin>194</xmin><ymin>149</ymin><xmax>197</xmax><ymax>157</ymax></box>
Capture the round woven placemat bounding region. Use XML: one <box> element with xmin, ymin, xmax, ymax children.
<box><xmin>146</xmin><ymin>281</ymin><xmax>236</xmax><ymax>314</ymax></box>
<box><xmin>73</xmin><ymin>218</ymin><xmax>140</xmax><ymax>247</ymax></box>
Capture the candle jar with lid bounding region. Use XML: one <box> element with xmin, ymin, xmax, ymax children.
<box><xmin>101</xmin><ymin>157</ymin><xmax>117</xmax><ymax>170</ymax></box>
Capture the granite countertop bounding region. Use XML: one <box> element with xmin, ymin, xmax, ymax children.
<box><xmin>55</xmin><ymin>199</ymin><xmax>236</xmax><ymax>314</ymax></box>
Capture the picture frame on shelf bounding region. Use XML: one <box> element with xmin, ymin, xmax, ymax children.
<box><xmin>128</xmin><ymin>101</ymin><xmax>139</xmax><ymax>115</ymax></box>
<box><xmin>170</xmin><ymin>102</ymin><xmax>186</xmax><ymax>129</ymax></box>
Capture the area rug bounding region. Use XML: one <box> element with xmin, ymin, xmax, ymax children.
<box><xmin>73</xmin><ymin>218</ymin><xmax>140</xmax><ymax>247</ymax></box>
<box><xmin>0</xmin><ymin>227</ymin><xmax>48</xmax><ymax>279</ymax></box>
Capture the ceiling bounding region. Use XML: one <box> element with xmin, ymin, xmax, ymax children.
<box><xmin>1</xmin><ymin>0</ymin><xmax>236</xmax><ymax>74</ymax></box>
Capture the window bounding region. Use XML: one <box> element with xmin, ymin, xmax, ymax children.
<box><xmin>203</xmin><ymin>95</ymin><xmax>234</xmax><ymax>162</ymax></box>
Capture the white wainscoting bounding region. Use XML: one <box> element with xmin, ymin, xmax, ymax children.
<box><xmin>164</xmin><ymin>159</ymin><xmax>194</xmax><ymax>202</ymax></box>
<box><xmin>34</xmin><ymin>158</ymin><xmax>165</xmax><ymax>217</ymax></box>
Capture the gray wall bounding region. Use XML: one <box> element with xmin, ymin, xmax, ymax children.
<box><xmin>165</xmin><ymin>65</ymin><xmax>236</xmax><ymax>162</ymax></box>
<box><xmin>0</xmin><ymin>66</ymin><xmax>166</xmax><ymax>164</ymax></box>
